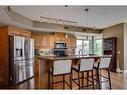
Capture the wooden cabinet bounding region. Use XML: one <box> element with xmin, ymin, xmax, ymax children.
<box><xmin>32</xmin><ymin>34</ymin><xmax>55</xmax><ymax>49</ymax></box>
<box><xmin>34</xmin><ymin>59</ymin><xmax>39</xmax><ymax>76</ymax></box>
<box><xmin>49</xmin><ymin>35</ymin><xmax>55</xmax><ymax>48</ymax></box>
<box><xmin>0</xmin><ymin>26</ymin><xmax>9</xmax><ymax>87</ymax></box>
<box><xmin>103</xmin><ymin>37</ymin><xmax>117</xmax><ymax>72</ymax></box>
<box><xmin>32</xmin><ymin>32</ymin><xmax>76</xmax><ymax>49</ymax></box>
<box><xmin>9</xmin><ymin>26</ymin><xmax>31</xmax><ymax>37</ymax></box>
<box><xmin>0</xmin><ymin>26</ymin><xmax>32</xmax><ymax>87</ymax></box>
<box><xmin>66</xmin><ymin>36</ymin><xmax>76</xmax><ymax>49</ymax></box>
<box><xmin>32</xmin><ymin>34</ymin><xmax>42</xmax><ymax>47</ymax></box>
<box><xmin>54</xmin><ymin>32</ymin><xmax>66</xmax><ymax>42</ymax></box>
<box><xmin>42</xmin><ymin>35</ymin><xmax>50</xmax><ymax>47</ymax></box>
<box><xmin>9</xmin><ymin>28</ymin><xmax>21</xmax><ymax>36</ymax></box>
<box><xmin>54</xmin><ymin>32</ymin><xmax>65</xmax><ymax>37</ymax></box>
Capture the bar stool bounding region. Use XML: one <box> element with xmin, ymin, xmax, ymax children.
<box><xmin>48</xmin><ymin>60</ymin><xmax>72</xmax><ymax>89</ymax></box>
<box><xmin>72</xmin><ymin>58</ymin><xmax>95</xmax><ymax>89</ymax></box>
<box><xmin>94</xmin><ymin>57</ymin><xmax>112</xmax><ymax>89</ymax></box>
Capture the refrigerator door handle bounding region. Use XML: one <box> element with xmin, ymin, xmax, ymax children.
<box><xmin>20</xmin><ymin>49</ymin><xmax>23</xmax><ymax>57</ymax></box>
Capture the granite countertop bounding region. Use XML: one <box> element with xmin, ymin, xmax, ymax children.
<box><xmin>36</xmin><ymin>54</ymin><xmax>112</xmax><ymax>61</ymax></box>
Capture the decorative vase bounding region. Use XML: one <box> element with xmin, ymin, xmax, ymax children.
<box><xmin>116</xmin><ymin>60</ymin><xmax>121</xmax><ymax>73</ymax></box>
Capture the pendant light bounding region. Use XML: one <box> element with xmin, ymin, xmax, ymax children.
<box><xmin>85</xmin><ymin>8</ymin><xmax>89</xmax><ymax>28</ymax></box>
<box><xmin>85</xmin><ymin>8</ymin><xmax>96</xmax><ymax>31</ymax></box>
<box><xmin>65</xmin><ymin>5</ymin><xmax>68</xmax><ymax>38</ymax></box>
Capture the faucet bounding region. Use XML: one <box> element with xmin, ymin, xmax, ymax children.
<box><xmin>78</xmin><ymin>49</ymin><xmax>84</xmax><ymax>56</ymax></box>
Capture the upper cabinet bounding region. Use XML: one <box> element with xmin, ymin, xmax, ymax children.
<box><xmin>42</xmin><ymin>35</ymin><xmax>50</xmax><ymax>47</ymax></box>
<box><xmin>66</xmin><ymin>36</ymin><xmax>76</xmax><ymax>49</ymax></box>
<box><xmin>32</xmin><ymin>34</ymin><xmax>41</xmax><ymax>47</ymax></box>
<box><xmin>54</xmin><ymin>32</ymin><xmax>65</xmax><ymax>42</ymax></box>
<box><xmin>32</xmin><ymin>33</ymin><xmax>54</xmax><ymax>49</ymax></box>
<box><xmin>9</xmin><ymin>26</ymin><xmax>31</xmax><ymax>37</ymax></box>
<box><xmin>32</xmin><ymin>32</ymin><xmax>76</xmax><ymax>49</ymax></box>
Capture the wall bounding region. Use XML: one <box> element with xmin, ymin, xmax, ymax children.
<box><xmin>102</xmin><ymin>23</ymin><xmax>124</xmax><ymax>70</ymax></box>
<box><xmin>124</xmin><ymin>23</ymin><xmax>127</xmax><ymax>70</ymax></box>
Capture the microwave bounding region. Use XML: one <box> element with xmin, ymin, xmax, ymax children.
<box><xmin>55</xmin><ymin>42</ymin><xmax>67</xmax><ymax>48</ymax></box>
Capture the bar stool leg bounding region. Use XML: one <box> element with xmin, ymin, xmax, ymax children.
<box><xmin>63</xmin><ymin>75</ymin><xmax>65</xmax><ymax>89</ymax></box>
<box><xmin>48</xmin><ymin>70</ymin><xmax>50</xmax><ymax>89</ymax></box>
<box><xmin>82</xmin><ymin>72</ymin><xmax>84</xmax><ymax>87</ymax></box>
<box><xmin>96</xmin><ymin>69</ymin><xmax>101</xmax><ymax>89</ymax></box>
<box><xmin>52</xmin><ymin>74</ymin><xmax>53</xmax><ymax>89</ymax></box>
<box><xmin>78</xmin><ymin>71</ymin><xmax>80</xmax><ymax>89</ymax></box>
<box><xmin>108</xmin><ymin>69</ymin><xmax>111</xmax><ymax>89</ymax></box>
<box><xmin>91</xmin><ymin>70</ymin><xmax>94</xmax><ymax>89</ymax></box>
<box><xmin>87</xmin><ymin>72</ymin><xmax>89</xmax><ymax>88</ymax></box>
<box><xmin>70</xmin><ymin>73</ymin><xmax>72</xmax><ymax>89</ymax></box>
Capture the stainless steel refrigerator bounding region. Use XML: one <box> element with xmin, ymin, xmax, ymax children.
<box><xmin>9</xmin><ymin>35</ymin><xmax>34</xmax><ymax>84</ymax></box>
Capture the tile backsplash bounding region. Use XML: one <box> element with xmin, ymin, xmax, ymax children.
<box><xmin>35</xmin><ymin>49</ymin><xmax>53</xmax><ymax>56</ymax></box>
<box><xmin>35</xmin><ymin>48</ymin><xmax>75</xmax><ymax>56</ymax></box>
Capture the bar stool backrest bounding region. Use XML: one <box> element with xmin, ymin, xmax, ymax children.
<box><xmin>53</xmin><ymin>60</ymin><xmax>72</xmax><ymax>75</ymax></box>
<box><xmin>80</xmin><ymin>58</ymin><xmax>94</xmax><ymax>71</ymax></box>
<box><xmin>99</xmin><ymin>57</ymin><xmax>111</xmax><ymax>69</ymax></box>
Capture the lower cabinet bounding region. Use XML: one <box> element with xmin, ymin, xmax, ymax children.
<box><xmin>34</xmin><ymin>59</ymin><xmax>39</xmax><ymax>76</ymax></box>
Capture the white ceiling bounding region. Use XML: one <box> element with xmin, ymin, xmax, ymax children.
<box><xmin>9</xmin><ymin>6</ymin><xmax>127</xmax><ymax>29</ymax></box>
<box><xmin>0</xmin><ymin>6</ymin><xmax>127</xmax><ymax>37</ymax></box>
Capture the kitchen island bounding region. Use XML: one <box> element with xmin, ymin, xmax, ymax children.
<box><xmin>35</xmin><ymin>55</ymin><xmax>112</xmax><ymax>89</ymax></box>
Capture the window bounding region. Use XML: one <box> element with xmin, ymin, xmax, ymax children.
<box><xmin>76</xmin><ymin>39</ymin><xmax>90</xmax><ymax>55</ymax></box>
<box><xmin>76</xmin><ymin>34</ymin><xmax>103</xmax><ymax>55</ymax></box>
<box><xmin>94</xmin><ymin>39</ymin><xmax>102</xmax><ymax>54</ymax></box>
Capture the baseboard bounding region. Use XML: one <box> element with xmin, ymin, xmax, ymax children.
<box><xmin>121</xmin><ymin>70</ymin><xmax>127</xmax><ymax>73</ymax></box>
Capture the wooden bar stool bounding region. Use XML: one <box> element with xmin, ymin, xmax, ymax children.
<box><xmin>72</xmin><ymin>58</ymin><xmax>95</xmax><ymax>89</ymax></box>
<box><xmin>48</xmin><ymin>60</ymin><xmax>72</xmax><ymax>89</ymax></box>
<box><xmin>94</xmin><ymin>57</ymin><xmax>112</xmax><ymax>89</ymax></box>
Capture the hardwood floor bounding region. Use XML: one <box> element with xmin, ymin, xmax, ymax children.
<box><xmin>1</xmin><ymin>70</ymin><xmax>127</xmax><ymax>89</ymax></box>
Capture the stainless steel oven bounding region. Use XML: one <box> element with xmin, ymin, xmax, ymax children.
<box><xmin>53</xmin><ymin>48</ymin><xmax>68</xmax><ymax>57</ymax></box>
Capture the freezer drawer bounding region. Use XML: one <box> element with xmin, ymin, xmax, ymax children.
<box><xmin>14</xmin><ymin>65</ymin><xmax>34</xmax><ymax>84</ymax></box>
<box><xmin>24</xmin><ymin>66</ymin><xmax>34</xmax><ymax>80</ymax></box>
<box><xmin>18</xmin><ymin>67</ymin><xmax>25</xmax><ymax>83</ymax></box>
<box><xmin>13</xmin><ymin>66</ymin><xmax>25</xmax><ymax>84</ymax></box>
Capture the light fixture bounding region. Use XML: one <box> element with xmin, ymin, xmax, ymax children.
<box><xmin>40</xmin><ymin>5</ymin><xmax>77</xmax><ymax>26</ymax></box>
<box><xmin>85</xmin><ymin>8</ymin><xmax>89</xmax><ymax>27</ymax></box>
<box><xmin>85</xmin><ymin>8</ymin><xmax>96</xmax><ymax>31</ymax></box>
<box><xmin>39</xmin><ymin>16</ymin><xmax>77</xmax><ymax>26</ymax></box>
<box><xmin>93</xmin><ymin>26</ymin><xmax>96</xmax><ymax>30</ymax></box>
